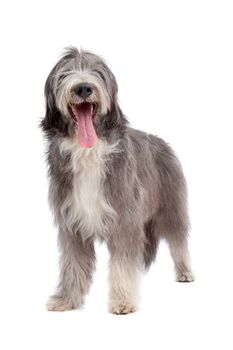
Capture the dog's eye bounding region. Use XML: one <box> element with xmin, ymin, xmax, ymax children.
<box><xmin>55</xmin><ymin>75</ymin><xmax>66</xmax><ymax>90</ymax></box>
<box><xmin>58</xmin><ymin>74</ymin><xmax>67</xmax><ymax>83</ymax></box>
<box><xmin>99</xmin><ymin>72</ymin><xmax>105</xmax><ymax>81</ymax></box>
<box><xmin>93</xmin><ymin>70</ymin><xmax>105</xmax><ymax>82</ymax></box>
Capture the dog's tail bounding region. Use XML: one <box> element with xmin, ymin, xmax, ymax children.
<box><xmin>143</xmin><ymin>217</ymin><xmax>160</xmax><ymax>270</ymax></box>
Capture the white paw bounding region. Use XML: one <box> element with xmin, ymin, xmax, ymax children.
<box><xmin>109</xmin><ymin>300</ymin><xmax>138</xmax><ymax>315</ymax></box>
<box><xmin>176</xmin><ymin>271</ymin><xmax>195</xmax><ymax>282</ymax></box>
<box><xmin>46</xmin><ymin>295</ymin><xmax>74</xmax><ymax>312</ymax></box>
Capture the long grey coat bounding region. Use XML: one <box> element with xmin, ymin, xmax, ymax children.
<box><xmin>41</xmin><ymin>47</ymin><xmax>194</xmax><ymax>314</ymax></box>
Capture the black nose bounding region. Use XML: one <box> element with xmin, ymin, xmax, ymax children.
<box><xmin>74</xmin><ymin>83</ymin><xmax>93</xmax><ymax>98</ymax></box>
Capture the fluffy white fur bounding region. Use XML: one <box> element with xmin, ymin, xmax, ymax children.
<box><xmin>59</xmin><ymin>137</ymin><xmax>119</xmax><ymax>240</ymax></box>
<box><xmin>108</xmin><ymin>256</ymin><xmax>142</xmax><ymax>314</ymax></box>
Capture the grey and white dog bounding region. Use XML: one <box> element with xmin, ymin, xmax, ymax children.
<box><xmin>41</xmin><ymin>47</ymin><xmax>194</xmax><ymax>314</ymax></box>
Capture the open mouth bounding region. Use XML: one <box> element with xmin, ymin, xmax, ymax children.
<box><xmin>70</xmin><ymin>102</ymin><xmax>98</xmax><ymax>148</ymax></box>
<box><xmin>70</xmin><ymin>102</ymin><xmax>98</xmax><ymax>124</ymax></box>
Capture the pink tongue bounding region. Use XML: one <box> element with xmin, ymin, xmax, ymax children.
<box><xmin>76</xmin><ymin>105</ymin><xmax>97</xmax><ymax>148</ymax></box>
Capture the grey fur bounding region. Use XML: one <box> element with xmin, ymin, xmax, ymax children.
<box><xmin>41</xmin><ymin>47</ymin><xmax>194</xmax><ymax>314</ymax></box>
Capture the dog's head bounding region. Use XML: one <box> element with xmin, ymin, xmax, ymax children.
<box><xmin>41</xmin><ymin>47</ymin><xmax>127</xmax><ymax>147</ymax></box>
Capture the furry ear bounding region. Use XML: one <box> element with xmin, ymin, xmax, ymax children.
<box><xmin>97</xmin><ymin>92</ymin><xmax>127</xmax><ymax>138</ymax></box>
<box><xmin>40</xmin><ymin>72</ymin><xmax>68</xmax><ymax>137</ymax></box>
<box><xmin>110</xmin><ymin>86</ymin><xmax>128</xmax><ymax>131</ymax></box>
<box><xmin>110</xmin><ymin>93</ymin><xmax>128</xmax><ymax>129</ymax></box>
<box><xmin>102</xmin><ymin>70</ymin><xmax>128</xmax><ymax>135</ymax></box>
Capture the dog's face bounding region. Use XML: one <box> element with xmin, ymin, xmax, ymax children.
<box><xmin>41</xmin><ymin>47</ymin><xmax>126</xmax><ymax>146</ymax></box>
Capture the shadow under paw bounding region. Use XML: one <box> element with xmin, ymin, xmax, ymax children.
<box><xmin>176</xmin><ymin>272</ymin><xmax>195</xmax><ymax>282</ymax></box>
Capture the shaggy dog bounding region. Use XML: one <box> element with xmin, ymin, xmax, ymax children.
<box><xmin>41</xmin><ymin>47</ymin><xmax>194</xmax><ymax>314</ymax></box>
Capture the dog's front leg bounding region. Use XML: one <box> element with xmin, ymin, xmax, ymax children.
<box><xmin>47</xmin><ymin>230</ymin><xmax>95</xmax><ymax>311</ymax></box>
<box><xmin>107</xmin><ymin>227</ymin><xmax>144</xmax><ymax>315</ymax></box>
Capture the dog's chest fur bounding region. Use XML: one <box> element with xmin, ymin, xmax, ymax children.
<box><xmin>59</xmin><ymin>137</ymin><xmax>118</xmax><ymax>240</ymax></box>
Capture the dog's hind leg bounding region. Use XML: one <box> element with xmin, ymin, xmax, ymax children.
<box><xmin>47</xmin><ymin>230</ymin><xmax>95</xmax><ymax>311</ymax></box>
<box><xmin>166</xmin><ymin>234</ymin><xmax>195</xmax><ymax>282</ymax></box>
<box><xmin>162</xmin><ymin>204</ymin><xmax>195</xmax><ymax>282</ymax></box>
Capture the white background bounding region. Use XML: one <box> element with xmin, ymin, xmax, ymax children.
<box><xmin>0</xmin><ymin>0</ymin><xmax>233</xmax><ymax>349</ymax></box>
